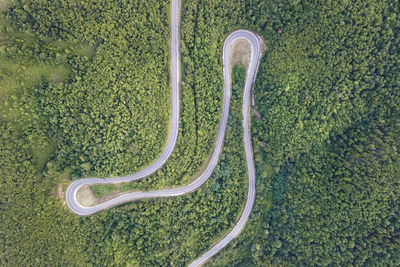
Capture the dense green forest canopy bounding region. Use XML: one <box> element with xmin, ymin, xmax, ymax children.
<box><xmin>1</xmin><ymin>0</ymin><xmax>399</xmax><ymax>266</ymax></box>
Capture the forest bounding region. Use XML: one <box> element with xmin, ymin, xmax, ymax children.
<box><xmin>1</xmin><ymin>0</ymin><xmax>399</xmax><ymax>266</ymax></box>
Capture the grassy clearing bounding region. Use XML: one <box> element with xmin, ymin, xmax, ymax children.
<box><xmin>31</xmin><ymin>137</ymin><xmax>57</xmax><ymax>174</ymax></box>
<box><xmin>91</xmin><ymin>184</ymin><xmax>119</xmax><ymax>198</ymax></box>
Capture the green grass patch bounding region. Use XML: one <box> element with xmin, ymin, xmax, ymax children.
<box><xmin>31</xmin><ymin>137</ymin><xmax>57</xmax><ymax>174</ymax></box>
<box><xmin>91</xmin><ymin>184</ymin><xmax>119</xmax><ymax>198</ymax></box>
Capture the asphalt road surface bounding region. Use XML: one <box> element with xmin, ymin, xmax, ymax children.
<box><xmin>65</xmin><ymin>0</ymin><xmax>262</xmax><ymax>265</ymax></box>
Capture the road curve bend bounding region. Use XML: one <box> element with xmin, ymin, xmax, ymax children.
<box><xmin>188</xmin><ymin>30</ymin><xmax>261</xmax><ymax>266</ymax></box>
<box><xmin>65</xmin><ymin>0</ymin><xmax>181</xmax><ymax>215</ymax></box>
<box><xmin>65</xmin><ymin>0</ymin><xmax>262</xmax><ymax>265</ymax></box>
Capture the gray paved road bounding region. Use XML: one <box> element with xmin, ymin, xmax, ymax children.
<box><xmin>66</xmin><ymin>0</ymin><xmax>181</xmax><ymax>216</ymax></box>
<box><xmin>65</xmin><ymin>0</ymin><xmax>262</xmax><ymax>265</ymax></box>
<box><xmin>188</xmin><ymin>29</ymin><xmax>261</xmax><ymax>266</ymax></box>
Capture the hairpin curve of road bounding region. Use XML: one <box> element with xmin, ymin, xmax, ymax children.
<box><xmin>65</xmin><ymin>0</ymin><xmax>262</xmax><ymax>265</ymax></box>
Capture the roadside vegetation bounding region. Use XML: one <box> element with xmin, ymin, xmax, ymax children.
<box><xmin>210</xmin><ymin>0</ymin><xmax>400</xmax><ymax>265</ymax></box>
<box><xmin>1</xmin><ymin>0</ymin><xmax>399</xmax><ymax>266</ymax></box>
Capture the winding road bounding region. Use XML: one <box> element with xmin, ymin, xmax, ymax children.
<box><xmin>65</xmin><ymin>0</ymin><xmax>262</xmax><ymax>265</ymax></box>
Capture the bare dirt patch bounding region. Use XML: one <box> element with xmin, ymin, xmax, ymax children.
<box><xmin>253</xmin><ymin>108</ymin><xmax>262</xmax><ymax>119</ymax></box>
<box><xmin>57</xmin><ymin>183</ymin><xmax>64</xmax><ymax>200</ymax></box>
<box><xmin>262</xmin><ymin>40</ymin><xmax>268</xmax><ymax>53</ymax></box>
<box><xmin>76</xmin><ymin>185</ymin><xmax>98</xmax><ymax>206</ymax></box>
<box><xmin>230</xmin><ymin>39</ymin><xmax>252</xmax><ymax>69</ymax></box>
<box><xmin>76</xmin><ymin>184</ymin><xmax>137</xmax><ymax>207</ymax></box>
<box><xmin>0</xmin><ymin>0</ymin><xmax>11</xmax><ymax>11</ymax></box>
<box><xmin>55</xmin><ymin>180</ymin><xmax>69</xmax><ymax>206</ymax></box>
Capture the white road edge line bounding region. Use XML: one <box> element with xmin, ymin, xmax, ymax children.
<box><xmin>65</xmin><ymin>0</ymin><xmax>262</xmax><ymax>265</ymax></box>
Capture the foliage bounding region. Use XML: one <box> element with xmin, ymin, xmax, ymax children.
<box><xmin>7</xmin><ymin>0</ymin><xmax>171</xmax><ymax>178</ymax></box>
<box><xmin>1</xmin><ymin>0</ymin><xmax>399</xmax><ymax>266</ymax></box>
<box><xmin>211</xmin><ymin>0</ymin><xmax>400</xmax><ymax>265</ymax></box>
<box><xmin>254</xmin><ymin>119</ymin><xmax>400</xmax><ymax>266</ymax></box>
<box><xmin>1</xmin><ymin>5</ymin><xmax>252</xmax><ymax>262</ymax></box>
<box><xmin>0</xmin><ymin>123</ymin><xmax>90</xmax><ymax>266</ymax></box>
